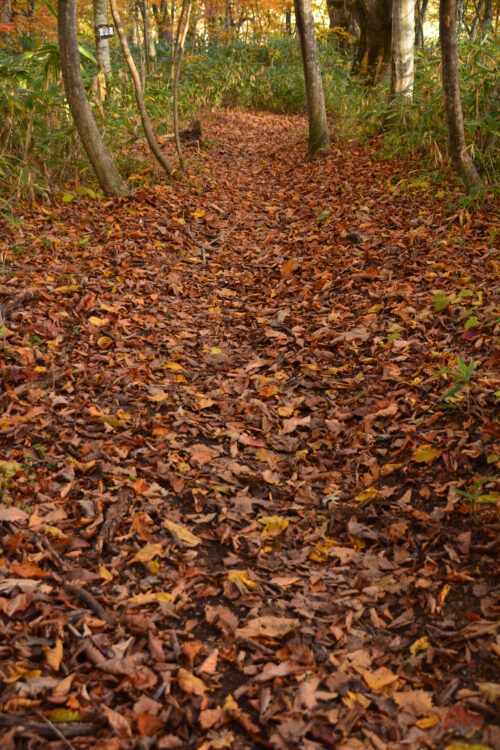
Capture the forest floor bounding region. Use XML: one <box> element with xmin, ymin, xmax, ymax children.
<box><xmin>0</xmin><ymin>111</ymin><xmax>499</xmax><ymax>750</ymax></box>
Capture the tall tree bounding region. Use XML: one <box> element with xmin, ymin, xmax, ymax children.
<box><xmin>93</xmin><ymin>0</ymin><xmax>112</xmax><ymax>79</ymax></box>
<box><xmin>390</xmin><ymin>0</ymin><xmax>414</xmax><ymax>101</ymax></box>
<box><xmin>439</xmin><ymin>0</ymin><xmax>481</xmax><ymax>190</ymax></box>
<box><xmin>294</xmin><ymin>0</ymin><xmax>330</xmax><ymax>155</ymax></box>
<box><xmin>109</xmin><ymin>0</ymin><xmax>173</xmax><ymax>175</ymax></box>
<box><xmin>57</xmin><ymin>0</ymin><xmax>126</xmax><ymax>196</ymax></box>
<box><xmin>348</xmin><ymin>0</ymin><xmax>392</xmax><ymax>84</ymax></box>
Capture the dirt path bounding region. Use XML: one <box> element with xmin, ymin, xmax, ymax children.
<box><xmin>0</xmin><ymin>112</ymin><xmax>499</xmax><ymax>749</ymax></box>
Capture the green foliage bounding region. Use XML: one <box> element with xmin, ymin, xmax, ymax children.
<box><xmin>0</xmin><ymin>31</ymin><xmax>498</xmax><ymax>201</ymax></box>
<box><xmin>432</xmin><ymin>354</ymin><xmax>477</xmax><ymax>404</ymax></box>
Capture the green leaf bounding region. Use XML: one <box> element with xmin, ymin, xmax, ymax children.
<box><xmin>76</xmin><ymin>186</ymin><xmax>97</xmax><ymax>199</ymax></box>
<box><xmin>61</xmin><ymin>192</ymin><xmax>74</xmax><ymax>203</ymax></box>
<box><xmin>432</xmin><ymin>292</ymin><xmax>450</xmax><ymax>311</ymax></box>
<box><xmin>78</xmin><ymin>45</ymin><xmax>98</xmax><ymax>65</ymax></box>
<box><xmin>464</xmin><ymin>316</ymin><xmax>480</xmax><ymax>330</ymax></box>
<box><xmin>46</xmin><ymin>709</ymin><xmax>83</xmax><ymax>723</ymax></box>
<box><xmin>413</xmin><ymin>445</ymin><xmax>441</xmax><ymax>464</ymax></box>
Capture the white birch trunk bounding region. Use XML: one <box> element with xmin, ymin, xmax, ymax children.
<box><xmin>390</xmin><ymin>0</ymin><xmax>415</xmax><ymax>100</ymax></box>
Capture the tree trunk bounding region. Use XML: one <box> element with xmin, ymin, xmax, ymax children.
<box><xmin>294</xmin><ymin>0</ymin><xmax>330</xmax><ymax>155</ymax></box>
<box><xmin>57</xmin><ymin>0</ymin><xmax>126</xmax><ymax>196</ymax></box>
<box><xmin>348</xmin><ymin>0</ymin><xmax>392</xmax><ymax>84</ymax></box>
<box><xmin>109</xmin><ymin>0</ymin><xmax>173</xmax><ymax>176</ymax></box>
<box><xmin>439</xmin><ymin>0</ymin><xmax>481</xmax><ymax>191</ymax></box>
<box><xmin>326</xmin><ymin>0</ymin><xmax>352</xmax><ymax>46</ymax></box>
<box><xmin>285</xmin><ymin>5</ymin><xmax>292</xmax><ymax>33</ymax></box>
<box><xmin>390</xmin><ymin>0</ymin><xmax>414</xmax><ymax>101</ymax></box>
<box><xmin>481</xmin><ymin>0</ymin><xmax>492</xmax><ymax>35</ymax></box>
<box><xmin>415</xmin><ymin>0</ymin><xmax>429</xmax><ymax>48</ymax></box>
<box><xmin>93</xmin><ymin>0</ymin><xmax>112</xmax><ymax>79</ymax></box>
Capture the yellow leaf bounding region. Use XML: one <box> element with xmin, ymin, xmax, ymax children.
<box><xmin>192</xmin><ymin>209</ymin><xmax>206</xmax><ymax>218</ymax></box>
<box><xmin>416</xmin><ymin>716</ymin><xmax>440</xmax><ymax>729</ymax></box>
<box><xmin>438</xmin><ymin>583</ymin><xmax>450</xmax><ymax>605</ymax></box>
<box><xmin>342</xmin><ymin>691</ymin><xmax>371</xmax><ymax>708</ymax></box>
<box><xmin>128</xmin><ymin>591</ymin><xmax>171</xmax><ymax>605</ymax></box>
<box><xmin>352</xmin><ymin>487</ymin><xmax>380</xmax><ymax>503</ymax></box>
<box><xmin>165</xmin><ymin>361</ymin><xmax>184</xmax><ymax>371</ymax></box>
<box><xmin>258</xmin><ymin>516</ymin><xmax>289</xmax><ymax>539</ymax></box>
<box><xmin>223</xmin><ymin>694</ymin><xmax>238</xmax><ymax>711</ymax></box>
<box><xmin>53</xmin><ymin>284</ymin><xmax>78</xmax><ymax>295</ymax></box>
<box><xmin>131</xmin><ymin>543</ymin><xmax>163</xmax><ymax>564</ymax></box>
<box><xmin>227</xmin><ymin>570</ymin><xmax>258</xmax><ymax>592</ymax></box>
<box><xmin>413</xmin><ymin>445</ymin><xmax>442</xmax><ymax>464</ymax></box>
<box><xmin>44</xmin><ymin>524</ymin><xmax>65</xmax><ymax>538</ymax></box>
<box><xmin>163</xmin><ymin>519</ymin><xmax>201</xmax><ymax>547</ymax></box>
<box><xmin>88</xmin><ymin>316</ymin><xmax>103</xmax><ymax>327</ymax></box>
<box><xmin>199</xmin><ymin>398</ymin><xmax>215</xmax><ymax>409</ymax></box>
<box><xmin>270</xmin><ymin>288</ymin><xmax>277</xmax><ymax>298</ymax></box>
<box><xmin>367</xmin><ymin>303</ymin><xmax>383</xmax><ymax>313</ymax></box>
<box><xmin>444</xmin><ymin>745</ymin><xmax>493</xmax><ymax>750</ymax></box>
<box><xmin>363</xmin><ymin>667</ymin><xmax>399</xmax><ymax>693</ymax></box>
<box><xmin>43</xmin><ymin>638</ymin><xmax>63</xmax><ymax>672</ymax></box>
<box><xmin>410</xmin><ymin>636</ymin><xmax>429</xmax><ymax>655</ymax></box>
<box><xmin>97</xmin><ymin>336</ymin><xmax>113</xmax><ymax>349</ymax></box>
<box><xmin>177</xmin><ymin>668</ymin><xmax>206</xmax><ymax>696</ymax></box>
<box><xmin>210</xmin><ymin>347</ymin><xmax>221</xmax><ymax>355</ymax></box>
<box><xmin>309</xmin><ymin>537</ymin><xmax>336</xmax><ymax>564</ymax></box>
<box><xmin>98</xmin><ymin>564</ymin><xmax>113</xmax><ymax>582</ymax></box>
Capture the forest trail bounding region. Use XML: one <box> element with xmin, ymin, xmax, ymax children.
<box><xmin>0</xmin><ymin>111</ymin><xmax>499</xmax><ymax>749</ymax></box>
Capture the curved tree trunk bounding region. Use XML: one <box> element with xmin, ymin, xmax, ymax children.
<box><xmin>109</xmin><ymin>0</ymin><xmax>173</xmax><ymax>176</ymax></box>
<box><xmin>93</xmin><ymin>0</ymin><xmax>112</xmax><ymax>79</ymax></box>
<box><xmin>439</xmin><ymin>0</ymin><xmax>481</xmax><ymax>191</ymax></box>
<box><xmin>294</xmin><ymin>0</ymin><xmax>330</xmax><ymax>155</ymax></box>
<box><xmin>57</xmin><ymin>0</ymin><xmax>127</xmax><ymax>196</ymax></box>
<box><xmin>390</xmin><ymin>0</ymin><xmax>414</xmax><ymax>102</ymax></box>
<box><xmin>348</xmin><ymin>0</ymin><xmax>392</xmax><ymax>85</ymax></box>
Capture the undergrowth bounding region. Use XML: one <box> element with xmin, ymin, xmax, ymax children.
<box><xmin>0</xmin><ymin>32</ymin><xmax>498</xmax><ymax>203</ymax></box>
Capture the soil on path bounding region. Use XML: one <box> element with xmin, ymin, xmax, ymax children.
<box><xmin>0</xmin><ymin>111</ymin><xmax>499</xmax><ymax>750</ymax></box>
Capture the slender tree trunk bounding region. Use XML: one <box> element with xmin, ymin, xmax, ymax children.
<box><xmin>439</xmin><ymin>0</ymin><xmax>481</xmax><ymax>190</ymax></box>
<box><xmin>134</xmin><ymin>12</ymin><xmax>146</xmax><ymax>90</ymax></box>
<box><xmin>469</xmin><ymin>0</ymin><xmax>484</xmax><ymax>39</ymax></box>
<box><xmin>285</xmin><ymin>5</ymin><xmax>292</xmax><ymax>33</ymax></box>
<box><xmin>57</xmin><ymin>0</ymin><xmax>126</xmax><ymax>196</ymax></box>
<box><xmin>173</xmin><ymin>0</ymin><xmax>192</xmax><ymax>169</ymax></box>
<box><xmin>294</xmin><ymin>0</ymin><xmax>330</xmax><ymax>155</ymax></box>
<box><xmin>109</xmin><ymin>0</ymin><xmax>173</xmax><ymax>176</ymax></box>
<box><xmin>415</xmin><ymin>0</ymin><xmax>429</xmax><ymax>48</ymax></box>
<box><xmin>481</xmin><ymin>0</ymin><xmax>492</xmax><ymax>35</ymax></box>
<box><xmin>390</xmin><ymin>0</ymin><xmax>414</xmax><ymax>101</ymax></box>
<box><xmin>93</xmin><ymin>0</ymin><xmax>112</xmax><ymax>78</ymax></box>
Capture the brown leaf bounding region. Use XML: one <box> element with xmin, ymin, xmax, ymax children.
<box><xmin>236</xmin><ymin>616</ymin><xmax>299</xmax><ymax>640</ymax></box>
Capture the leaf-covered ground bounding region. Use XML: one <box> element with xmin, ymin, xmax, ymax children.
<box><xmin>0</xmin><ymin>111</ymin><xmax>499</xmax><ymax>750</ymax></box>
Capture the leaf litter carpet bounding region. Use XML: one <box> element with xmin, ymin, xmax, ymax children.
<box><xmin>0</xmin><ymin>111</ymin><xmax>499</xmax><ymax>750</ymax></box>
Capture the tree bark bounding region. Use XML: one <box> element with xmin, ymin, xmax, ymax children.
<box><xmin>348</xmin><ymin>0</ymin><xmax>392</xmax><ymax>84</ymax></box>
<box><xmin>57</xmin><ymin>0</ymin><xmax>127</xmax><ymax>196</ymax></box>
<box><xmin>439</xmin><ymin>0</ymin><xmax>481</xmax><ymax>191</ymax></box>
<box><xmin>294</xmin><ymin>0</ymin><xmax>330</xmax><ymax>155</ymax></box>
<box><xmin>109</xmin><ymin>0</ymin><xmax>173</xmax><ymax>176</ymax></box>
<box><xmin>93</xmin><ymin>0</ymin><xmax>112</xmax><ymax>78</ymax></box>
<box><xmin>173</xmin><ymin>0</ymin><xmax>192</xmax><ymax>169</ymax></box>
<box><xmin>481</xmin><ymin>0</ymin><xmax>492</xmax><ymax>35</ymax></box>
<box><xmin>326</xmin><ymin>0</ymin><xmax>351</xmax><ymax>46</ymax></box>
<box><xmin>390</xmin><ymin>0</ymin><xmax>414</xmax><ymax>101</ymax></box>
<box><xmin>415</xmin><ymin>0</ymin><xmax>429</xmax><ymax>49</ymax></box>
